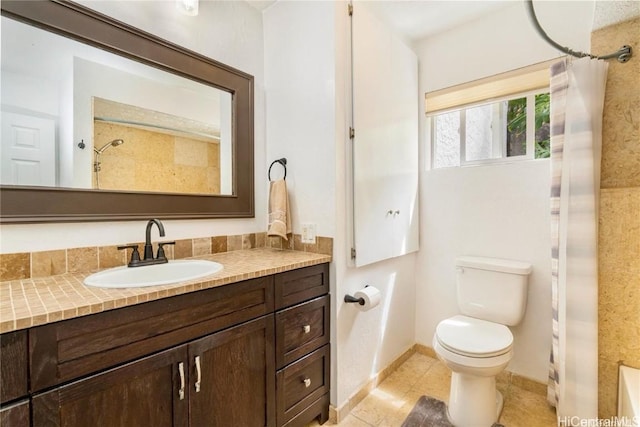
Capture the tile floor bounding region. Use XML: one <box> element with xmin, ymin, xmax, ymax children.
<box><xmin>309</xmin><ymin>353</ymin><xmax>558</xmax><ymax>427</ymax></box>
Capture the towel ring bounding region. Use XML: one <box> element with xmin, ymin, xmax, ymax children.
<box><xmin>268</xmin><ymin>158</ymin><xmax>287</xmax><ymax>181</ymax></box>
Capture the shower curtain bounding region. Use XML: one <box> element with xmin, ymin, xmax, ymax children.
<box><xmin>547</xmin><ymin>57</ymin><xmax>608</xmax><ymax>419</ymax></box>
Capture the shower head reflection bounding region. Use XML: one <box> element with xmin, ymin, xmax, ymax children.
<box><xmin>94</xmin><ymin>139</ymin><xmax>125</xmax><ymax>155</ymax></box>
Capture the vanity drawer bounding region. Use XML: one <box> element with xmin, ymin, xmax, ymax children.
<box><xmin>29</xmin><ymin>276</ymin><xmax>274</xmax><ymax>392</ymax></box>
<box><xmin>276</xmin><ymin>344</ymin><xmax>329</xmax><ymax>426</ymax></box>
<box><xmin>275</xmin><ymin>263</ymin><xmax>329</xmax><ymax>310</ymax></box>
<box><xmin>275</xmin><ymin>295</ymin><xmax>329</xmax><ymax>369</ymax></box>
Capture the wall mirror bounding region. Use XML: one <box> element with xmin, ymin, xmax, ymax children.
<box><xmin>0</xmin><ymin>0</ymin><xmax>254</xmax><ymax>222</ymax></box>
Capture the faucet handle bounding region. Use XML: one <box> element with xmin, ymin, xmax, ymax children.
<box><xmin>157</xmin><ymin>241</ymin><xmax>176</xmax><ymax>261</ymax></box>
<box><xmin>118</xmin><ymin>244</ymin><xmax>141</xmax><ymax>267</ymax></box>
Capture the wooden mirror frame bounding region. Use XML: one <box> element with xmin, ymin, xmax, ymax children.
<box><xmin>0</xmin><ymin>0</ymin><xmax>254</xmax><ymax>223</ymax></box>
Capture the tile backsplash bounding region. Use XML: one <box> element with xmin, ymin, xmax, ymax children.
<box><xmin>0</xmin><ymin>233</ymin><xmax>332</xmax><ymax>282</ymax></box>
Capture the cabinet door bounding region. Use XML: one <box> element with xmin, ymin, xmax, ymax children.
<box><xmin>32</xmin><ymin>346</ymin><xmax>188</xmax><ymax>427</ymax></box>
<box><xmin>189</xmin><ymin>315</ymin><xmax>275</xmax><ymax>427</ymax></box>
<box><xmin>0</xmin><ymin>400</ymin><xmax>30</xmax><ymax>427</ymax></box>
<box><xmin>1</xmin><ymin>331</ymin><xmax>28</xmax><ymax>404</ymax></box>
<box><xmin>352</xmin><ymin>1</ymin><xmax>419</xmax><ymax>267</ymax></box>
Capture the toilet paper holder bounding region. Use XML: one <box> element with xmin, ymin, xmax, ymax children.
<box><xmin>344</xmin><ymin>294</ymin><xmax>365</xmax><ymax>305</ymax></box>
<box><xmin>344</xmin><ymin>285</ymin><xmax>371</xmax><ymax>305</ymax></box>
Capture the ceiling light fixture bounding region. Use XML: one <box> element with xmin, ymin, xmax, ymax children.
<box><xmin>176</xmin><ymin>0</ymin><xmax>199</xmax><ymax>16</ymax></box>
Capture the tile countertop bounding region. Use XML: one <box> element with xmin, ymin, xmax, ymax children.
<box><xmin>0</xmin><ymin>248</ymin><xmax>331</xmax><ymax>334</ymax></box>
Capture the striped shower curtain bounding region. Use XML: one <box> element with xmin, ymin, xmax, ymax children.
<box><xmin>547</xmin><ymin>57</ymin><xmax>608</xmax><ymax>419</ymax></box>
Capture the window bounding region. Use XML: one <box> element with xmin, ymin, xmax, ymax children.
<box><xmin>431</xmin><ymin>90</ymin><xmax>550</xmax><ymax>168</ymax></box>
<box><xmin>425</xmin><ymin>60</ymin><xmax>554</xmax><ymax>169</ymax></box>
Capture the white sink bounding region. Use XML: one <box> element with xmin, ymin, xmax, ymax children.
<box><xmin>84</xmin><ymin>260</ymin><xmax>223</xmax><ymax>288</ymax></box>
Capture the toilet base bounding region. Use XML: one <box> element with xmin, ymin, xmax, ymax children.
<box><xmin>447</xmin><ymin>372</ymin><xmax>503</xmax><ymax>426</ymax></box>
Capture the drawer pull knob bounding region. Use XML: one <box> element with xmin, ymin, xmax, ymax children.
<box><xmin>178</xmin><ymin>362</ymin><xmax>185</xmax><ymax>400</ymax></box>
<box><xmin>195</xmin><ymin>355</ymin><xmax>202</xmax><ymax>393</ymax></box>
<box><xmin>303</xmin><ymin>325</ymin><xmax>311</xmax><ymax>334</ymax></box>
<box><xmin>303</xmin><ymin>378</ymin><xmax>311</xmax><ymax>388</ymax></box>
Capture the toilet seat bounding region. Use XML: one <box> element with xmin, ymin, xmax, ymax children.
<box><xmin>435</xmin><ymin>315</ymin><xmax>513</xmax><ymax>358</ymax></box>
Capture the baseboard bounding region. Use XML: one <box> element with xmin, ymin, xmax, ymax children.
<box><xmin>331</xmin><ymin>344</ymin><xmax>418</xmax><ymax>423</ymax></box>
<box><xmin>413</xmin><ymin>343</ymin><xmax>436</xmax><ymax>359</ymax></box>
<box><xmin>506</xmin><ymin>371</ymin><xmax>548</xmax><ymax>396</ymax></box>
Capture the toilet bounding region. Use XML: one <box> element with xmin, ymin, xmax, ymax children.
<box><xmin>433</xmin><ymin>256</ymin><xmax>532</xmax><ymax>427</ymax></box>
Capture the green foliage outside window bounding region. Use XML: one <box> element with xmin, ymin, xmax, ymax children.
<box><xmin>506</xmin><ymin>93</ymin><xmax>551</xmax><ymax>159</ymax></box>
<box><xmin>534</xmin><ymin>93</ymin><xmax>550</xmax><ymax>158</ymax></box>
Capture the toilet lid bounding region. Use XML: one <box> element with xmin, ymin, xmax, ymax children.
<box><xmin>436</xmin><ymin>315</ymin><xmax>513</xmax><ymax>357</ymax></box>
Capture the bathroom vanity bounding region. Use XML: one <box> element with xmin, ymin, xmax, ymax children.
<box><xmin>0</xmin><ymin>253</ymin><xmax>330</xmax><ymax>427</ymax></box>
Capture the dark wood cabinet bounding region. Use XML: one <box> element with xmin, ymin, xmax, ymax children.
<box><xmin>29</xmin><ymin>276</ymin><xmax>274</xmax><ymax>392</ymax></box>
<box><xmin>30</xmin><ymin>315</ymin><xmax>275</xmax><ymax>427</ymax></box>
<box><xmin>274</xmin><ymin>265</ymin><xmax>330</xmax><ymax>427</ymax></box>
<box><xmin>189</xmin><ymin>315</ymin><xmax>275</xmax><ymax>427</ymax></box>
<box><xmin>32</xmin><ymin>346</ymin><xmax>188</xmax><ymax>427</ymax></box>
<box><xmin>0</xmin><ymin>263</ymin><xmax>330</xmax><ymax>427</ymax></box>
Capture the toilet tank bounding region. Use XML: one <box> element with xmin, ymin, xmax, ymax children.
<box><xmin>456</xmin><ymin>256</ymin><xmax>532</xmax><ymax>326</ymax></box>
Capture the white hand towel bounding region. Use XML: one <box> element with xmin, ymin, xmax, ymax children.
<box><xmin>267</xmin><ymin>179</ymin><xmax>291</xmax><ymax>240</ymax></box>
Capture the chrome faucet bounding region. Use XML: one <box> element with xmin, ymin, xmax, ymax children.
<box><xmin>118</xmin><ymin>219</ymin><xmax>175</xmax><ymax>267</ymax></box>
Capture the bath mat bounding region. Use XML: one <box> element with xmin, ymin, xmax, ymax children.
<box><xmin>401</xmin><ymin>395</ymin><xmax>505</xmax><ymax>427</ymax></box>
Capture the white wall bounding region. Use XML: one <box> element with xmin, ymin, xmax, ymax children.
<box><xmin>263</xmin><ymin>0</ymin><xmax>336</xmax><ymax>238</ymax></box>
<box><xmin>417</xmin><ymin>1</ymin><xmax>593</xmax><ymax>94</ymax></box>
<box><xmin>414</xmin><ymin>1</ymin><xmax>595</xmax><ymax>382</ymax></box>
<box><xmin>263</xmin><ymin>1</ymin><xmax>417</xmax><ymax>408</ymax></box>
<box><xmin>0</xmin><ymin>0</ymin><xmax>267</xmax><ymax>253</ymax></box>
<box><xmin>1</xmin><ymin>72</ymin><xmax>60</xmax><ymax>117</ymax></box>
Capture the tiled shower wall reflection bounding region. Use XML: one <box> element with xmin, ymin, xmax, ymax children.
<box><xmin>94</xmin><ymin>122</ymin><xmax>222</xmax><ymax>194</ymax></box>
<box><xmin>0</xmin><ymin>233</ymin><xmax>332</xmax><ymax>282</ymax></box>
<box><xmin>592</xmin><ymin>17</ymin><xmax>640</xmax><ymax>419</ymax></box>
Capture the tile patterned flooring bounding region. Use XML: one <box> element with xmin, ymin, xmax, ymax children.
<box><xmin>310</xmin><ymin>353</ymin><xmax>558</xmax><ymax>427</ymax></box>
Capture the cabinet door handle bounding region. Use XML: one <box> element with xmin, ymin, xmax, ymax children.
<box><xmin>195</xmin><ymin>355</ymin><xmax>202</xmax><ymax>393</ymax></box>
<box><xmin>302</xmin><ymin>325</ymin><xmax>311</xmax><ymax>334</ymax></box>
<box><xmin>303</xmin><ymin>378</ymin><xmax>311</xmax><ymax>388</ymax></box>
<box><xmin>178</xmin><ymin>362</ymin><xmax>185</xmax><ymax>400</ymax></box>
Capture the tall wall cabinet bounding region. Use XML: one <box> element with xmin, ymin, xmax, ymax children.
<box><xmin>0</xmin><ymin>263</ymin><xmax>330</xmax><ymax>427</ymax></box>
<box><xmin>350</xmin><ymin>2</ymin><xmax>419</xmax><ymax>267</ymax></box>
